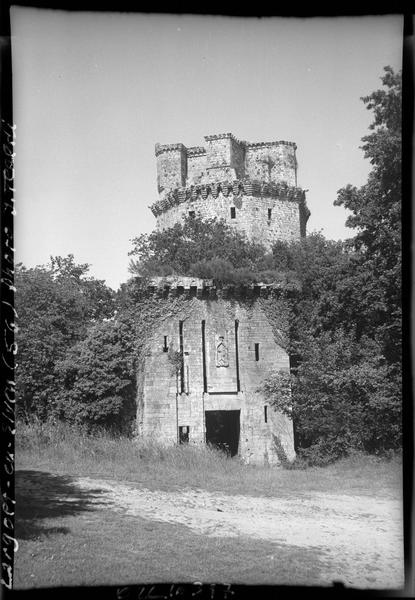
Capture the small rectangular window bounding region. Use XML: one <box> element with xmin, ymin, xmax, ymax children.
<box><xmin>230</xmin><ymin>207</ymin><xmax>236</xmax><ymax>219</ymax></box>
<box><xmin>189</xmin><ymin>211</ymin><xmax>195</xmax><ymax>218</ymax></box>
<box><xmin>255</xmin><ymin>343</ymin><xmax>260</xmax><ymax>361</ymax></box>
<box><xmin>179</xmin><ymin>426</ymin><xmax>189</xmax><ymax>444</ymax></box>
<box><xmin>163</xmin><ymin>336</ymin><xmax>168</xmax><ymax>352</ymax></box>
<box><xmin>264</xmin><ymin>405</ymin><xmax>268</xmax><ymax>423</ymax></box>
<box><xmin>268</xmin><ymin>208</ymin><xmax>272</xmax><ymax>220</ymax></box>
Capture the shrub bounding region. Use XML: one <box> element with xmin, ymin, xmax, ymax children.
<box><xmin>53</xmin><ymin>319</ymin><xmax>137</xmax><ymax>433</ymax></box>
<box><xmin>261</xmin><ymin>329</ymin><xmax>401</xmax><ymax>464</ymax></box>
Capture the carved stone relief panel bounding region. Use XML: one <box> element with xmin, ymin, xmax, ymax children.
<box><xmin>215</xmin><ymin>334</ymin><xmax>229</xmax><ymax>367</ymax></box>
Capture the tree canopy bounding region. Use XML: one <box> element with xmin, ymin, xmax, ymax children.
<box><xmin>129</xmin><ymin>215</ymin><xmax>274</xmax><ymax>284</ymax></box>
<box><xmin>54</xmin><ymin>319</ymin><xmax>137</xmax><ymax>433</ymax></box>
<box><xmin>334</xmin><ymin>66</ymin><xmax>401</xmax><ymax>364</ymax></box>
<box><xmin>16</xmin><ymin>255</ymin><xmax>115</xmax><ymax>419</ymax></box>
<box><xmin>261</xmin><ymin>67</ymin><xmax>402</xmax><ymax>462</ymax></box>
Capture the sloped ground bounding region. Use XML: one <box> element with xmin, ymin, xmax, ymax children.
<box><xmin>14</xmin><ymin>470</ymin><xmax>404</xmax><ymax>590</ymax></box>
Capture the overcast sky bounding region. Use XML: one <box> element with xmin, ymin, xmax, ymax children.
<box><xmin>11</xmin><ymin>10</ymin><xmax>403</xmax><ymax>290</ymax></box>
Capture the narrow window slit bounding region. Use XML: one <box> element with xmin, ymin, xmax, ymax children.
<box><xmin>268</xmin><ymin>208</ymin><xmax>272</xmax><ymax>220</ymax></box>
<box><xmin>163</xmin><ymin>336</ymin><xmax>168</xmax><ymax>352</ymax></box>
<box><xmin>179</xmin><ymin>321</ymin><xmax>185</xmax><ymax>393</ymax></box>
<box><xmin>235</xmin><ymin>319</ymin><xmax>240</xmax><ymax>392</ymax></box>
<box><xmin>201</xmin><ymin>320</ymin><xmax>207</xmax><ymax>393</ymax></box>
<box><xmin>264</xmin><ymin>405</ymin><xmax>268</xmax><ymax>423</ymax></box>
<box><xmin>230</xmin><ymin>207</ymin><xmax>236</xmax><ymax>219</ymax></box>
<box><xmin>255</xmin><ymin>343</ymin><xmax>260</xmax><ymax>361</ymax></box>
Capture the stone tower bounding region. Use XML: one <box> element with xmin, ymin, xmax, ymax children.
<box><xmin>150</xmin><ymin>132</ymin><xmax>310</xmax><ymax>248</ymax></box>
<box><xmin>136</xmin><ymin>133</ymin><xmax>310</xmax><ymax>465</ymax></box>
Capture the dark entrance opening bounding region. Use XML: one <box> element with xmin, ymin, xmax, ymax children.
<box><xmin>205</xmin><ymin>410</ymin><xmax>240</xmax><ymax>457</ymax></box>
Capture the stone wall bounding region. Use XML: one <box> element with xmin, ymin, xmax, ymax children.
<box><xmin>136</xmin><ymin>290</ymin><xmax>295</xmax><ymax>465</ymax></box>
<box><xmin>187</xmin><ymin>147</ymin><xmax>207</xmax><ymax>185</ymax></box>
<box><xmin>155</xmin><ymin>143</ymin><xmax>187</xmax><ymax>193</ymax></box>
<box><xmin>245</xmin><ymin>142</ymin><xmax>297</xmax><ymax>186</ymax></box>
<box><xmin>155</xmin><ymin>189</ymin><xmax>308</xmax><ymax>248</ymax></box>
<box><xmin>204</xmin><ymin>134</ymin><xmax>234</xmax><ymax>168</ymax></box>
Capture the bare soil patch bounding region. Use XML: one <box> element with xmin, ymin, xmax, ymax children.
<box><xmin>15</xmin><ymin>470</ymin><xmax>403</xmax><ymax>589</ymax></box>
<box><xmin>74</xmin><ymin>476</ymin><xmax>403</xmax><ymax>589</ymax></box>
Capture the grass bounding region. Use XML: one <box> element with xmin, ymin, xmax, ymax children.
<box><xmin>15</xmin><ymin>419</ymin><xmax>402</xmax><ymax>499</ymax></box>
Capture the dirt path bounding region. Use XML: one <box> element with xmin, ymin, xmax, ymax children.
<box><xmin>74</xmin><ymin>477</ymin><xmax>404</xmax><ymax>589</ymax></box>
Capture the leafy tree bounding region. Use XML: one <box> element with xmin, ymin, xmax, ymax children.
<box><xmin>262</xmin><ymin>330</ymin><xmax>401</xmax><ymax>464</ymax></box>
<box><xmin>16</xmin><ymin>256</ymin><xmax>115</xmax><ymax>419</ymax></box>
<box><xmin>260</xmin><ymin>67</ymin><xmax>402</xmax><ymax>462</ymax></box>
<box><xmin>50</xmin><ymin>254</ymin><xmax>115</xmax><ymax>322</ymax></box>
<box><xmin>270</xmin><ymin>233</ymin><xmax>356</xmax><ymax>335</ymax></box>
<box><xmin>54</xmin><ymin>319</ymin><xmax>136</xmax><ymax>433</ymax></box>
<box><xmin>334</xmin><ymin>66</ymin><xmax>402</xmax><ymax>364</ymax></box>
<box><xmin>129</xmin><ymin>215</ymin><xmax>269</xmax><ymax>283</ymax></box>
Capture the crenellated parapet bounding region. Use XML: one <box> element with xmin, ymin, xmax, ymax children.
<box><xmin>203</xmin><ymin>132</ymin><xmax>245</xmax><ymax>144</ymax></box>
<box><xmin>245</xmin><ymin>140</ymin><xmax>297</xmax><ymax>149</ymax></box>
<box><xmin>142</xmin><ymin>276</ymin><xmax>300</xmax><ymax>300</ymax></box>
<box><xmin>149</xmin><ymin>179</ymin><xmax>307</xmax><ymax>217</ymax></box>
<box><xmin>186</xmin><ymin>146</ymin><xmax>206</xmax><ymax>156</ymax></box>
<box><xmin>154</xmin><ymin>142</ymin><xmax>187</xmax><ymax>157</ymax></box>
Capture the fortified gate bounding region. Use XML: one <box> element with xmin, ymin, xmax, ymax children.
<box><xmin>136</xmin><ymin>133</ymin><xmax>310</xmax><ymax>464</ymax></box>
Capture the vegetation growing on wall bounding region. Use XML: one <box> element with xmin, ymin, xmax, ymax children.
<box><xmin>129</xmin><ymin>214</ymin><xmax>299</xmax><ymax>287</ymax></box>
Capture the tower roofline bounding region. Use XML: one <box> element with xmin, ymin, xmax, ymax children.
<box><xmin>155</xmin><ymin>142</ymin><xmax>187</xmax><ymax>157</ymax></box>
<box><xmin>155</xmin><ymin>134</ymin><xmax>297</xmax><ymax>156</ymax></box>
<box><xmin>246</xmin><ymin>140</ymin><xmax>297</xmax><ymax>150</ymax></box>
